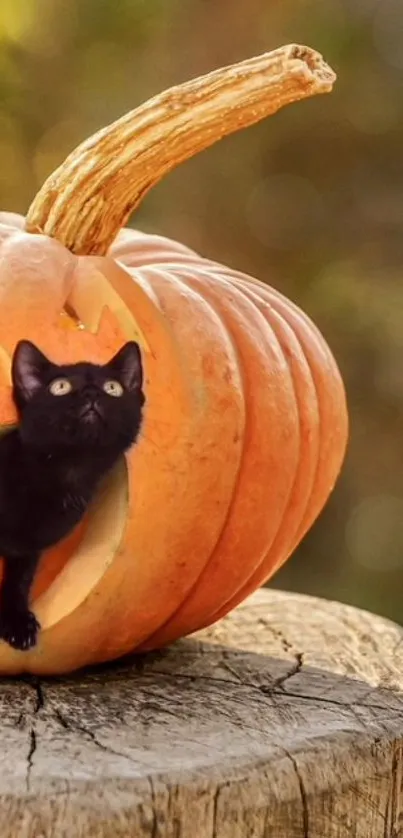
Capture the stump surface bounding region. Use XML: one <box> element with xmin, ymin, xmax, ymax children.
<box><xmin>1</xmin><ymin>588</ymin><xmax>403</xmax><ymax>837</ymax></box>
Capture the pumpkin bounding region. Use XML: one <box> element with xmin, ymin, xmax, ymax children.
<box><xmin>0</xmin><ymin>44</ymin><xmax>348</xmax><ymax>675</ymax></box>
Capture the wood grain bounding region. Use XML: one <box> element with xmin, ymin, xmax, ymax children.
<box><xmin>0</xmin><ymin>588</ymin><xmax>402</xmax><ymax>837</ymax></box>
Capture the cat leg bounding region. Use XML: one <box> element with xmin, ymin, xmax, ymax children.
<box><xmin>0</xmin><ymin>552</ymin><xmax>41</xmax><ymax>650</ymax></box>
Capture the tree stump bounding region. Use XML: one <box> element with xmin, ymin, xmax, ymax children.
<box><xmin>1</xmin><ymin>589</ymin><xmax>402</xmax><ymax>837</ymax></box>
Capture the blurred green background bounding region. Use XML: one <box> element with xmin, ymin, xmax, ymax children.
<box><xmin>0</xmin><ymin>0</ymin><xmax>402</xmax><ymax>623</ymax></box>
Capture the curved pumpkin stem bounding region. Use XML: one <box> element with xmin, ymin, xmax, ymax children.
<box><xmin>25</xmin><ymin>44</ymin><xmax>336</xmax><ymax>256</ymax></box>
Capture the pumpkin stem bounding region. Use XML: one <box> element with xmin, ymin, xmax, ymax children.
<box><xmin>25</xmin><ymin>44</ymin><xmax>336</xmax><ymax>256</ymax></box>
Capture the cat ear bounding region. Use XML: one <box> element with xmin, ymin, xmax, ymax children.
<box><xmin>108</xmin><ymin>342</ymin><xmax>143</xmax><ymax>391</ymax></box>
<box><xmin>12</xmin><ymin>340</ymin><xmax>51</xmax><ymax>403</ymax></box>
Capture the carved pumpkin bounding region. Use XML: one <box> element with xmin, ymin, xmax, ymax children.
<box><xmin>0</xmin><ymin>45</ymin><xmax>348</xmax><ymax>674</ymax></box>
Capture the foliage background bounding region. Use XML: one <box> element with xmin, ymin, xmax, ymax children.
<box><xmin>0</xmin><ymin>0</ymin><xmax>402</xmax><ymax>622</ymax></box>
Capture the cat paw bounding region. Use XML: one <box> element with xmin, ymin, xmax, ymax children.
<box><xmin>0</xmin><ymin>610</ymin><xmax>40</xmax><ymax>651</ymax></box>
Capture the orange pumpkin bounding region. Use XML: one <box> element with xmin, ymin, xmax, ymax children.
<box><xmin>0</xmin><ymin>45</ymin><xmax>348</xmax><ymax>674</ymax></box>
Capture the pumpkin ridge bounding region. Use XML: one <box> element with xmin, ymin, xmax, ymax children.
<box><xmin>140</xmin><ymin>265</ymin><xmax>300</xmax><ymax>650</ymax></box>
<box><xmin>214</xmin><ymin>264</ymin><xmax>348</xmax><ymax>530</ymax></box>
<box><xmin>135</xmin><ymin>265</ymin><xmax>248</xmax><ymax>639</ymax></box>
<box><xmin>233</xmin><ymin>278</ymin><xmax>323</xmax><ymax>545</ymax></box>
<box><xmin>266</xmin><ymin>289</ymin><xmax>347</xmax><ymax>529</ymax></box>
<box><xmin>204</xmin><ymin>287</ymin><xmax>347</xmax><ymax>626</ymax></box>
<box><xmin>142</xmin><ymin>264</ymin><xmax>246</xmax><ymax>412</ymax></box>
<box><xmin>199</xmin><ymin>281</ymin><xmax>321</xmax><ymax>626</ymax></box>
<box><xmin>168</xmin><ymin>272</ymin><xmax>319</xmax><ymax>633</ymax></box>
<box><xmin>225</xmin><ymin>280</ymin><xmax>319</xmax><ymax>554</ymax></box>
<box><xmin>241</xmin><ymin>282</ymin><xmax>342</xmax><ymax>537</ymax></box>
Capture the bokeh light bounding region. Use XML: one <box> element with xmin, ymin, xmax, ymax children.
<box><xmin>246</xmin><ymin>174</ymin><xmax>325</xmax><ymax>251</ymax></box>
<box><xmin>346</xmin><ymin>495</ymin><xmax>403</xmax><ymax>571</ymax></box>
<box><xmin>373</xmin><ymin>0</ymin><xmax>403</xmax><ymax>71</ymax></box>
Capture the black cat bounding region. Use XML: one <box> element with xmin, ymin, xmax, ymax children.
<box><xmin>0</xmin><ymin>339</ymin><xmax>145</xmax><ymax>651</ymax></box>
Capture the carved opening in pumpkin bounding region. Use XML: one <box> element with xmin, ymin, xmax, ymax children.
<box><xmin>33</xmin><ymin>456</ymin><xmax>128</xmax><ymax>629</ymax></box>
<box><xmin>0</xmin><ymin>262</ymin><xmax>146</xmax><ymax>636</ymax></box>
<box><xmin>66</xmin><ymin>262</ymin><xmax>150</xmax><ymax>349</ymax></box>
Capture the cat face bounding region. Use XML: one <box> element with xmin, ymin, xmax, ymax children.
<box><xmin>11</xmin><ymin>340</ymin><xmax>145</xmax><ymax>452</ymax></box>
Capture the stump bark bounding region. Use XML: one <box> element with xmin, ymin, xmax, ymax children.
<box><xmin>1</xmin><ymin>588</ymin><xmax>402</xmax><ymax>837</ymax></box>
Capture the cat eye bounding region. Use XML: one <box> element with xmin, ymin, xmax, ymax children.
<box><xmin>103</xmin><ymin>380</ymin><xmax>124</xmax><ymax>398</ymax></box>
<box><xmin>49</xmin><ymin>378</ymin><xmax>73</xmax><ymax>396</ymax></box>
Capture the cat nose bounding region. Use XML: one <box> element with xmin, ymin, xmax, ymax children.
<box><xmin>86</xmin><ymin>396</ymin><xmax>100</xmax><ymax>410</ymax></box>
<box><xmin>83</xmin><ymin>386</ymin><xmax>99</xmax><ymax>404</ymax></box>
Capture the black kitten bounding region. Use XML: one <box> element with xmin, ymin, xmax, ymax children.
<box><xmin>0</xmin><ymin>339</ymin><xmax>145</xmax><ymax>651</ymax></box>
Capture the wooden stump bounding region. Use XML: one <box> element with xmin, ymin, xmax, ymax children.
<box><xmin>1</xmin><ymin>589</ymin><xmax>402</xmax><ymax>837</ymax></box>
